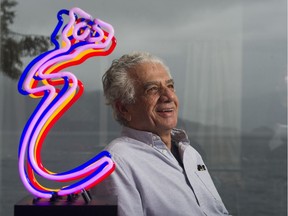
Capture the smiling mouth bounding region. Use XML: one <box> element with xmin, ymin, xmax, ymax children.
<box><xmin>157</xmin><ymin>108</ymin><xmax>174</xmax><ymax>113</ymax></box>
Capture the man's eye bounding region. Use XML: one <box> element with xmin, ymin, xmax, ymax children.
<box><xmin>168</xmin><ymin>84</ymin><xmax>175</xmax><ymax>91</ymax></box>
<box><xmin>146</xmin><ymin>86</ymin><xmax>159</xmax><ymax>94</ymax></box>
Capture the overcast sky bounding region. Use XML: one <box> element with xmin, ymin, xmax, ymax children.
<box><xmin>11</xmin><ymin>0</ymin><xmax>244</xmax><ymax>56</ymax></box>
<box><xmin>9</xmin><ymin>0</ymin><xmax>286</xmax><ymax>91</ymax></box>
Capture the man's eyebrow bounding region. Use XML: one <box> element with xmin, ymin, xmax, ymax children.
<box><xmin>143</xmin><ymin>81</ymin><xmax>159</xmax><ymax>89</ymax></box>
<box><xmin>143</xmin><ymin>79</ymin><xmax>174</xmax><ymax>88</ymax></box>
<box><xmin>166</xmin><ymin>79</ymin><xmax>174</xmax><ymax>84</ymax></box>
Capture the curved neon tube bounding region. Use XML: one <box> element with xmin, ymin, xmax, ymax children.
<box><xmin>18</xmin><ymin>7</ymin><xmax>116</xmax><ymax>199</ymax></box>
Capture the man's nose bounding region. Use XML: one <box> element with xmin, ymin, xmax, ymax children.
<box><xmin>159</xmin><ymin>87</ymin><xmax>175</xmax><ymax>102</ymax></box>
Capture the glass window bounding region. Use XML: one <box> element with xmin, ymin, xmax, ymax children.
<box><xmin>1</xmin><ymin>0</ymin><xmax>286</xmax><ymax>215</ymax></box>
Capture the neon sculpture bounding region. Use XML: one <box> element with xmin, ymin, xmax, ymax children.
<box><xmin>17</xmin><ymin>7</ymin><xmax>116</xmax><ymax>199</ymax></box>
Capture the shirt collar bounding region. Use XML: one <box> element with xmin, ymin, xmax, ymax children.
<box><xmin>121</xmin><ymin>126</ymin><xmax>190</xmax><ymax>147</ymax></box>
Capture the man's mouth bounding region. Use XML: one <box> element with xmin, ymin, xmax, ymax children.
<box><xmin>156</xmin><ymin>108</ymin><xmax>174</xmax><ymax>113</ymax></box>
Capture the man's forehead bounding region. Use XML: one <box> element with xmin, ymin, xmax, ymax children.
<box><xmin>131</xmin><ymin>62</ymin><xmax>172</xmax><ymax>83</ymax></box>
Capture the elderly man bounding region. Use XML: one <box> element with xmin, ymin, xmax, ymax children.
<box><xmin>92</xmin><ymin>52</ymin><xmax>230</xmax><ymax>216</ymax></box>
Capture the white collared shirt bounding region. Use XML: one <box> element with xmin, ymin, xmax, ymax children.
<box><xmin>91</xmin><ymin>127</ymin><xmax>230</xmax><ymax>216</ymax></box>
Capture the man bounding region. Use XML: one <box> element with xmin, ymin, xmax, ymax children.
<box><xmin>91</xmin><ymin>52</ymin><xmax>230</xmax><ymax>216</ymax></box>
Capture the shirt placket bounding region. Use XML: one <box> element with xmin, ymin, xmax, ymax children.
<box><xmin>151</xmin><ymin>135</ymin><xmax>179</xmax><ymax>165</ymax></box>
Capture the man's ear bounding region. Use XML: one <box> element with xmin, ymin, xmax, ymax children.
<box><xmin>115</xmin><ymin>101</ymin><xmax>131</xmax><ymax>122</ymax></box>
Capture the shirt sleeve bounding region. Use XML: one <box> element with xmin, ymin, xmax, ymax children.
<box><xmin>90</xmin><ymin>154</ymin><xmax>144</xmax><ymax>216</ymax></box>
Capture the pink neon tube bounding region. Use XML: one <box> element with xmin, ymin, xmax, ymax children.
<box><xmin>18</xmin><ymin>7</ymin><xmax>116</xmax><ymax>199</ymax></box>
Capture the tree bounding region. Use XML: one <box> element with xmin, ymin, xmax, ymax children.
<box><xmin>0</xmin><ymin>0</ymin><xmax>51</xmax><ymax>79</ymax></box>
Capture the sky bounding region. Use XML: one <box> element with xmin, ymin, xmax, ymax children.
<box><xmin>9</xmin><ymin>0</ymin><xmax>286</xmax><ymax>90</ymax></box>
<box><xmin>10</xmin><ymin>0</ymin><xmax>245</xmax><ymax>91</ymax></box>
<box><xmin>5</xmin><ymin>0</ymin><xmax>287</xmax><ymax>130</ymax></box>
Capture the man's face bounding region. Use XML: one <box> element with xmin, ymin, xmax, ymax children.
<box><xmin>123</xmin><ymin>62</ymin><xmax>179</xmax><ymax>136</ymax></box>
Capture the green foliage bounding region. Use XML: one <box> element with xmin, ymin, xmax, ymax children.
<box><xmin>0</xmin><ymin>0</ymin><xmax>51</xmax><ymax>79</ymax></box>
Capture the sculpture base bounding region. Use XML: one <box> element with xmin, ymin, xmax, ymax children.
<box><xmin>14</xmin><ymin>195</ymin><xmax>117</xmax><ymax>216</ymax></box>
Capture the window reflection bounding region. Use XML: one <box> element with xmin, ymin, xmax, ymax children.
<box><xmin>0</xmin><ymin>1</ymin><xmax>286</xmax><ymax>215</ymax></box>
